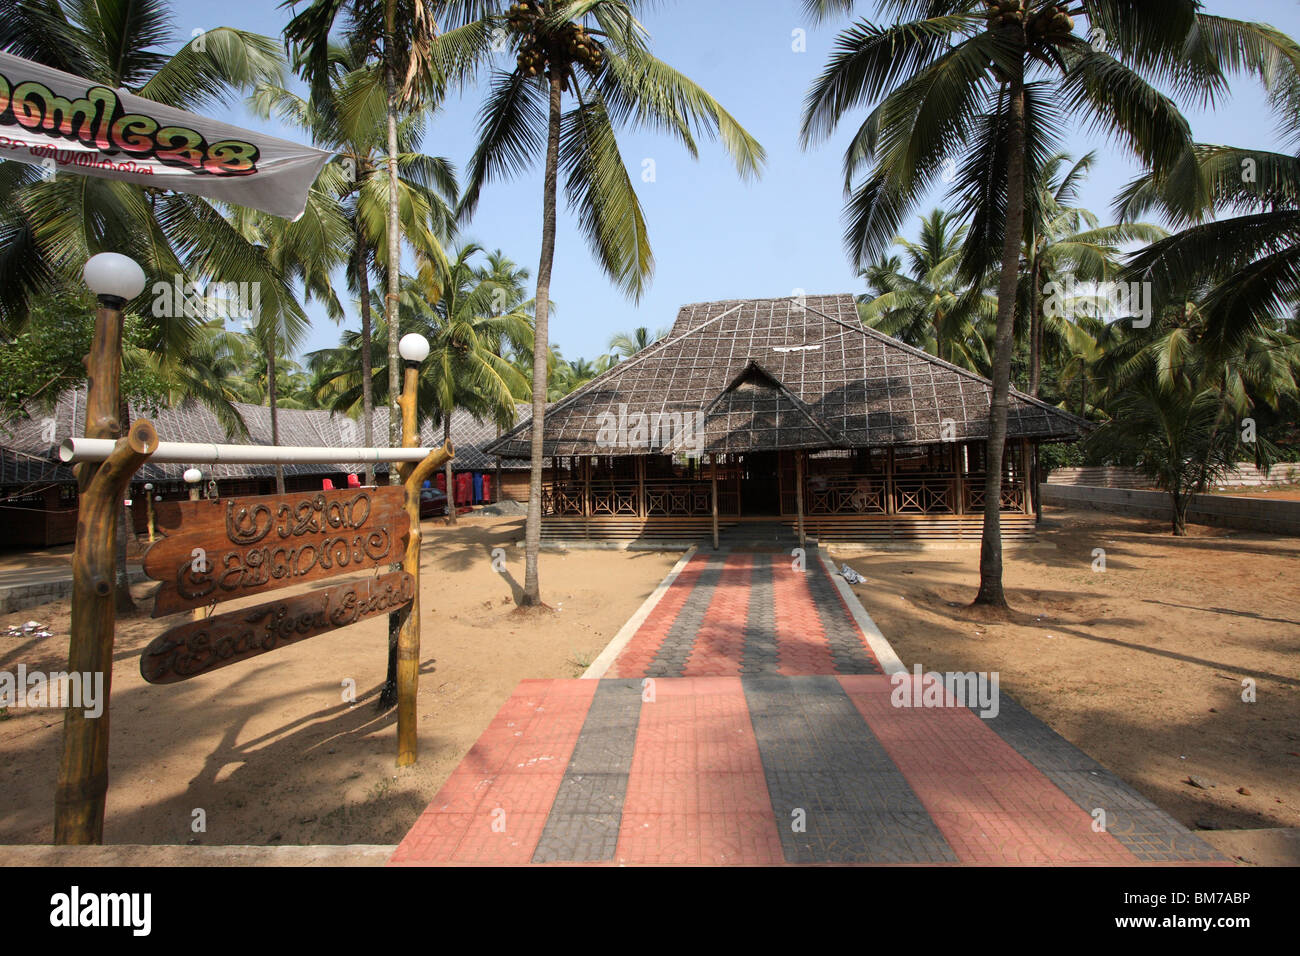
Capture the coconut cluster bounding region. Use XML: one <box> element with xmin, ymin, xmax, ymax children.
<box><xmin>983</xmin><ymin>0</ymin><xmax>1074</xmax><ymax>37</ymax></box>
<box><xmin>506</xmin><ymin>2</ymin><xmax>604</xmax><ymax>80</ymax></box>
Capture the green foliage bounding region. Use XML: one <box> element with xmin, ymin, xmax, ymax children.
<box><xmin>1</xmin><ymin>289</ymin><xmax>169</xmax><ymax>421</ymax></box>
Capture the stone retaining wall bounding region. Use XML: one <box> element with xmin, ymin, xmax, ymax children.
<box><xmin>1039</xmin><ymin>483</ymin><xmax>1300</xmax><ymax>536</ymax></box>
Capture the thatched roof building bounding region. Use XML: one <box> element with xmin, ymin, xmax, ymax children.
<box><xmin>487</xmin><ymin>294</ymin><xmax>1086</xmax><ymax>457</ymax></box>
<box><xmin>485</xmin><ymin>294</ymin><xmax>1087</xmax><ymax>545</ymax></box>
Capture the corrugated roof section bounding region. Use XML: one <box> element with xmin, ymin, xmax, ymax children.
<box><xmin>0</xmin><ymin>390</ymin><xmax>529</xmax><ymax>486</ymax></box>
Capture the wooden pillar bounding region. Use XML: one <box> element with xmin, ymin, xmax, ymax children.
<box><xmin>1032</xmin><ymin>443</ymin><xmax>1042</xmax><ymax>521</ymax></box>
<box><xmin>55</xmin><ymin>298</ymin><xmax>158</xmax><ymax>845</ymax></box>
<box><xmin>955</xmin><ymin>443</ymin><xmax>965</xmax><ymax>515</ymax></box>
<box><xmin>1020</xmin><ymin>439</ymin><xmax>1034</xmax><ymax>515</ymax></box>
<box><xmin>582</xmin><ymin>456</ymin><xmax>591</xmax><ymax>517</ymax></box>
<box><xmin>885</xmin><ymin>447</ymin><xmax>896</xmax><ymax>515</ymax></box>
<box><xmin>395</xmin><ymin>360</ymin><xmax>453</xmax><ymax>768</ymax></box>
<box><xmin>710</xmin><ymin>453</ymin><xmax>719</xmax><ymax>550</ymax></box>
<box><xmin>637</xmin><ymin>455</ymin><xmax>646</xmax><ymax>518</ymax></box>
<box><xmin>794</xmin><ymin>450</ymin><xmax>806</xmax><ymax>547</ymax></box>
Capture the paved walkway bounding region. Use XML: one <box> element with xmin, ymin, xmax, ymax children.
<box><xmin>610</xmin><ymin>552</ymin><xmax>881</xmax><ymax>678</ymax></box>
<box><xmin>392</xmin><ymin>551</ymin><xmax>1227</xmax><ymax>866</ymax></box>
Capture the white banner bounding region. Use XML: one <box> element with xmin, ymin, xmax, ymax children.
<box><xmin>0</xmin><ymin>50</ymin><xmax>333</xmax><ymax>221</ymax></box>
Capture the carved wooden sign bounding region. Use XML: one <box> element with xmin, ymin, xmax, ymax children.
<box><xmin>140</xmin><ymin>571</ymin><xmax>415</xmax><ymax>684</ymax></box>
<box><xmin>145</xmin><ymin>486</ymin><xmax>408</xmax><ymax>617</ymax></box>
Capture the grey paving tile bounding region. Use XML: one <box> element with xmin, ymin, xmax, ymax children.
<box><xmin>532</xmin><ymin>680</ymin><xmax>642</xmax><ymax>863</ymax></box>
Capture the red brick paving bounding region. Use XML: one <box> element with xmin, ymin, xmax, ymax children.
<box><xmin>618</xmin><ymin>676</ymin><xmax>783</xmax><ymax>864</ymax></box>
<box><xmin>681</xmin><ymin>555</ymin><xmax>750</xmax><ymax>677</ymax></box>
<box><xmin>608</xmin><ymin>553</ymin><xmax>709</xmax><ymax>677</ymax></box>
<box><xmin>390</xmin><ymin>680</ymin><xmax>595</xmax><ymax>866</ymax></box>
<box><xmin>611</xmin><ymin>552</ymin><xmax>877</xmax><ymax>678</ymax></box>
<box><xmin>772</xmin><ymin>557</ymin><xmax>838</xmax><ymax>675</ymax></box>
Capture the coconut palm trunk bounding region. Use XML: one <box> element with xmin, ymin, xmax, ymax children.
<box><xmin>267</xmin><ymin>328</ymin><xmax>286</xmax><ymax>496</ymax></box>
<box><xmin>443</xmin><ymin>412</ymin><xmax>456</xmax><ymax>525</ymax></box>
<box><xmin>356</xmin><ymin>228</ymin><xmax>376</xmax><ymax>486</ymax></box>
<box><xmin>521</xmin><ymin>71</ymin><xmax>564</xmax><ymax>607</ymax></box>
<box><xmin>1029</xmin><ymin>254</ymin><xmax>1042</xmax><ymax>397</ymax></box>
<box><xmin>973</xmin><ymin>66</ymin><xmax>1027</xmax><ymax>610</ymax></box>
<box><xmin>384</xmin><ymin>32</ymin><xmax>403</xmax><ymax>474</ymax></box>
<box><xmin>379</xmin><ymin>4</ymin><xmax>404</xmax><ymax>708</ymax></box>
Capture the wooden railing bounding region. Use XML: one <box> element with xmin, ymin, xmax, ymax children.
<box><xmin>806</xmin><ymin>476</ymin><xmax>888</xmax><ymax>514</ymax></box>
<box><xmin>892</xmin><ymin>475</ymin><xmax>956</xmax><ymax>514</ymax></box>
<box><xmin>543</xmin><ymin>471</ymin><xmax>1028</xmax><ymax>518</ymax></box>
<box><xmin>964</xmin><ymin>476</ymin><xmax>1025</xmax><ymax>513</ymax></box>
<box><xmin>542</xmin><ymin>478</ymin><xmax>738</xmax><ymax>517</ymax></box>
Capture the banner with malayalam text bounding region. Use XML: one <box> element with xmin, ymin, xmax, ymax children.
<box><xmin>0</xmin><ymin>50</ymin><xmax>332</xmax><ymax>220</ymax></box>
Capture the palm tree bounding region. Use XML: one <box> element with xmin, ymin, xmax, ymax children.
<box><xmin>459</xmin><ymin>0</ymin><xmax>766</xmax><ymax>607</ymax></box>
<box><xmin>550</xmin><ymin>353</ymin><xmax>601</xmax><ymax>395</ymax></box>
<box><xmin>251</xmin><ymin>43</ymin><xmax>460</xmax><ymax>483</ymax></box>
<box><xmin>607</xmin><ymin>326</ymin><xmax>666</xmax><ymax>361</ymax></box>
<box><xmin>857</xmin><ymin>208</ymin><xmax>996</xmax><ymax>372</ymax></box>
<box><xmin>419</xmin><ymin>246</ymin><xmax>534</xmax><ymax>523</ymax></box>
<box><xmin>283</xmin><ymin>0</ymin><xmax>488</xmax><ymax>470</ymax></box>
<box><xmin>800</xmin><ymin>0</ymin><xmax>1289</xmax><ymax>609</ymax></box>
<box><xmin>1119</xmin><ymin>132</ymin><xmax>1300</xmax><ymax>358</ymax></box>
<box><xmin>1021</xmin><ymin>151</ymin><xmax>1166</xmax><ymax>396</ymax></box>
<box><xmin>149</xmin><ymin>319</ymin><xmax>254</xmax><ymax>437</ymax></box>
<box><xmin>224</xmin><ymin>182</ymin><xmax>351</xmax><ymax>493</ymax></box>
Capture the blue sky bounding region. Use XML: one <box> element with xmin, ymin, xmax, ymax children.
<box><xmin>164</xmin><ymin>0</ymin><xmax>1300</xmax><ymax>362</ymax></box>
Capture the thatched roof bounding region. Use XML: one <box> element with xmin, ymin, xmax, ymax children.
<box><xmin>486</xmin><ymin>294</ymin><xmax>1089</xmax><ymax>458</ymax></box>
<box><xmin>0</xmin><ymin>388</ymin><xmax>528</xmax><ymax>486</ymax></box>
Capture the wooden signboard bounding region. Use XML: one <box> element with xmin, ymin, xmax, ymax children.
<box><xmin>140</xmin><ymin>571</ymin><xmax>415</xmax><ymax>683</ymax></box>
<box><xmin>145</xmin><ymin>486</ymin><xmax>408</xmax><ymax>617</ymax></box>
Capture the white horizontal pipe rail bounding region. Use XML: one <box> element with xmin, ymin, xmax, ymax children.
<box><xmin>59</xmin><ymin>437</ymin><xmax>440</xmax><ymax>466</ymax></box>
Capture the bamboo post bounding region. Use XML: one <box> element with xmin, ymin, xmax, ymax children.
<box><xmin>55</xmin><ymin>279</ymin><xmax>159</xmax><ymax>843</ymax></box>
<box><xmin>143</xmin><ymin>483</ymin><xmax>155</xmax><ymax>543</ymax></box>
<box><xmin>56</xmin><ymin>419</ymin><xmax>158</xmax><ymax>843</ymax></box>
<box><xmin>794</xmin><ymin>451</ymin><xmax>806</xmax><ymax>547</ymax></box>
<box><xmin>710</xmin><ymin>453</ymin><xmax>719</xmax><ymax>550</ymax></box>
<box><xmin>182</xmin><ymin>472</ymin><xmax>204</xmax><ymax>621</ymax></box>
<box><xmin>394</xmin><ymin>359</ymin><xmax>453</xmax><ymax>768</ymax></box>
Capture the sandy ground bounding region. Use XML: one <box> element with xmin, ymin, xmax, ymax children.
<box><xmin>0</xmin><ymin>513</ymin><xmax>678</xmax><ymax>846</ymax></box>
<box><xmin>832</xmin><ymin>506</ymin><xmax>1300</xmax><ymax>833</ymax></box>
<box><xmin>4</xmin><ymin>504</ymin><xmax>1297</xmax><ymax>849</ymax></box>
<box><xmin>1206</xmin><ymin>485</ymin><xmax>1300</xmax><ymax>501</ymax></box>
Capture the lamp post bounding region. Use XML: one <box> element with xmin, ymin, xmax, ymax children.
<box><xmin>56</xmin><ymin>253</ymin><xmax>158</xmax><ymax>845</ymax></box>
<box><xmin>142</xmin><ymin>483</ymin><xmax>155</xmax><ymax>543</ymax></box>
<box><xmin>393</xmin><ymin>333</ymin><xmax>450</xmax><ymax>767</ymax></box>
<box><xmin>182</xmin><ymin>469</ymin><xmax>205</xmax><ymax>623</ymax></box>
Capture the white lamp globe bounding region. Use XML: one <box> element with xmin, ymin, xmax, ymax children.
<box><xmin>398</xmin><ymin>333</ymin><xmax>430</xmax><ymax>364</ymax></box>
<box><xmin>83</xmin><ymin>252</ymin><xmax>147</xmax><ymax>301</ymax></box>
<box><xmin>183</xmin><ymin>467</ymin><xmax>202</xmax><ymax>484</ymax></box>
